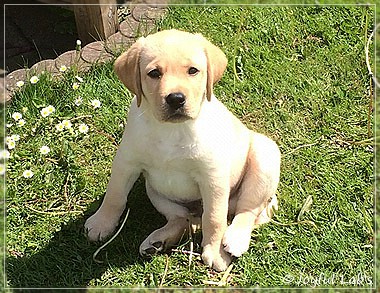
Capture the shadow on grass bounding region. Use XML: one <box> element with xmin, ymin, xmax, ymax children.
<box><xmin>6</xmin><ymin>179</ymin><xmax>166</xmax><ymax>289</ymax></box>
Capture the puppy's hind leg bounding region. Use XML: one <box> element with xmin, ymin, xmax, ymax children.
<box><xmin>139</xmin><ymin>182</ymin><xmax>196</xmax><ymax>256</ymax></box>
<box><xmin>223</xmin><ymin>133</ymin><xmax>280</xmax><ymax>257</ymax></box>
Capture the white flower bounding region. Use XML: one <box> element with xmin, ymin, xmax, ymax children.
<box><xmin>0</xmin><ymin>150</ymin><xmax>10</xmax><ymax>160</ymax></box>
<box><xmin>40</xmin><ymin>105</ymin><xmax>55</xmax><ymax>117</ymax></box>
<box><xmin>11</xmin><ymin>134</ymin><xmax>20</xmax><ymax>142</ymax></box>
<box><xmin>75</xmin><ymin>76</ymin><xmax>84</xmax><ymax>83</ymax></box>
<box><xmin>62</xmin><ymin>120</ymin><xmax>72</xmax><ymax>129</ymax></box>
<box><xmin>7</xmin><ymin>140</ymin><xmax>16</xmax><ymax>150</ymax></box>
<box><xmin>59</xmin><ymin>65</ymin><xmax>68</xmax><ymax>72</ymax></box>
<box><xmin>16</xmin><ymin>81</ymin><xmax>25</xmax><ymax>88</ymax></box>
<box><xmin>22</xmin><ymin>107</ymin><xmax>28</xmax><ymax>113</ymax></box>
<box><xmin>39</xmin><ymin>145</ymin><xmax>50</xmax><ymax>155</ymax></box>
<box><xmin>74</xmin><ymin>97</ymin><xmax>83</xmax><ymax>106</ymax></box>
<box><xmin>72</xmin><ymin>82</ymin><xmax>80</xmax><ymax>90</ymax></box>
<box><xmin>0</xmin><ymin>164</ymin><xmax>5</xmax><ymax>175</ymax></box>
<box><xmin>56</xmin><ymin>123</ymin><xmax>65</xmax><ymax>132</ymax></box>
<box><xmin>76</xmin><ymin>40</ymin><xmax>82</xmax><ymax>46</ymax></box>
<box><xmin>78</xmin><ymin>123</ymin><xmax>89</xmax><ymax>134</ymax></box>
<box><xmin>22</xmin><ymin>169</ymin><xmax>34</xmax><ymax>178</ymax></box>
<box><xmin>17</xmin><ymin>119</ymin><xmax>26</xmax><ymax>127</ymax></box>
<box><xmin>30</xmin><ymin>76</ymin><xmax>39</xmax><ymax>84</ymax></box>
<box><xmin>6</xmin><ymin>124</ymin><xmax>13</xmax><ymax>128</ymax></box>
<box><xmin>12</xmin><ymin>112</ymin><xmax>22</xmax><ymax>121</ymax></box>
<box><xmin>91</xmin><ymin>99</ymin><xmax>101</xmax><ymax>109</ymax></box>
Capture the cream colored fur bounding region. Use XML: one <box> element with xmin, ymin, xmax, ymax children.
<box><xmin>84</xmin><ymin>29</ymin><xmax>281</xmax><ymax>272</ymax></box>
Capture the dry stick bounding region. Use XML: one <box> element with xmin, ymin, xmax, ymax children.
<box><xmin>364</xmin><ymin>23</ymin><xmax>379</xmax><ymax>138</ymax></box>
<box><xmin>284</xmin><ymin>141</ymin><xmax>319</xmax><ymax>157</ymax></box>
<box><xmin>159</xmin><ymin>255</ymin><xmax>170</xmax><ymax>287</ymax></box>
<box><xmin>26</xmin><ymin>205</ymin><xmax>82</xmax><ymax>215</ymax></box>
<box><xmin>93</xmin><ymin>208</ymin><xmax>130</xmax><ymax>264</ymax></box>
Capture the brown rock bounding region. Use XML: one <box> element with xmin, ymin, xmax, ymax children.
<box><xmin>105</xmin><ymin>32</ymin><xmax>134</xmax><ymax>55</ymax></box>
<box><xmin>80</xmin><ymin>41</ymin><xmax>113</xmax><ymax>64</ymax></box>
<box><xmin>30</xmin><ymin>59</ymin><xmax>58</xmax><ymax>76</ymax></box>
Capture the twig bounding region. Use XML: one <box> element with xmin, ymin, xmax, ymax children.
<box><xmin>70</xmin><ymin>115</ymin><xmax>92</xmax><ymax>122</ymax></box>
<box><xmin>284</xmin><ymin>141</ymin><xmax>319</xmax><ymax>157</ymax></box>
<box><xmin>365</xmin><ymin>23</ymin><xmax>379</xmax><ymax>88</ymax></box>
<box><xmin>271</xmin><ymin>218</ymin><xmax>318</xmax><ymax>230</ymax></box>
<box><xmin>203</xmin><ymin>263</ymin><xmax>234</xmax><ymax>286</ymax></box>
<box><xmin>26</xmin><ymin>205</ymin><xmax>83</xmax><ymax>215</ymax></box>
<box><xmin>159</xmin><ymin>255</ymin><xmax>170</xmax><ymax>287</ymax></box>
<box><xmin>92</xmin><ymin>209</ymin><xmax>130</xmax><ymax>264</ymax></box>
<box><xmin>171</xmin><ymin>248</ymin><xmax>201</xmax><ymax>257</ymax></box>
<box><xmin>93</xmin><ymin>129</ymin><xmax>118</xmax><ymax>148</ymax></box>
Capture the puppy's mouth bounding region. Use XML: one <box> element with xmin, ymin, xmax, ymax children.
<box><xmin>165</xmin><ymin>110</ymin><xmax>192</xmax><ymax>123</ymax></box>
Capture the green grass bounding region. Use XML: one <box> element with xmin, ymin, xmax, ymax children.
<box><xmin>4</xmin><ymin>5</ymin><xmax>375</xmax><ymax>290</ymax></box>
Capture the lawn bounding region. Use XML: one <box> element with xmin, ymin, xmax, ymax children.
<box><xmin>3</xmin><ymin>4</ymin><xmax>375</xmax><ymax>290</ymax></box>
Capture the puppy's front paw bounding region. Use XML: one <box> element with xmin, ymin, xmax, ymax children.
<box><xmin>222</xmin><ymin>224</ymin><xmax>251</xmax><ymax>257</ymax></box>
<box><xmin>202</xmin><ymin>244</ymin><xmax>232</xmax><ymax>272</ymax></box>
<box><xmin>84</xmin><ymin>210</ymin><xmax>119</xmax><ymax>242</ymax></box>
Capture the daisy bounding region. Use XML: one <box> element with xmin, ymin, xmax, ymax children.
<box><xmin>30</xmin><ymin>76</ymin><xmax>39</xmax><ymax>84</ymax></box>
<box><xmin>12</xmin><ymin>112</ymin><xmax>22</xmax><ymax>121</ymax></box>
<box><xmin>11</xmin><ymin>134</ymin><xmax>20</xmax><ymax>142</ymax></box>
<box><xmin>72</xmin><ymin>82</ymin><xmax>80</xmax><ymax>90</ymax></box>
<box><xmin>40</xmin><ymin>105</ymin><xmax>55</xmax><ymax>117</ymax></box>
<box><xmin>16</xmin><ymin>81</ymin><xmax>25</xmax><ymax>88</ymax></box>
<box><xmin>0</xmin><ymin>150</ymin><xmax>10</xmax><ymax>160</ymax></box>
<box><xmin>78</xmin><ymin>123</ymin><xmax>89</xmax><ymax>134</ymax></box>
<box><xmin>74</xmin><ymin>97</ymin><xmax>83</xmax><ymax>106</ymax></box>
<box><xmin>22</xmin><ymin>169</ymin><xmax>34</xmax><ymax>178</ymax></box>
<box><xmin>6</xmin><ymin>140</ymin><xmax>16</xmax><ymax>150</ymax></box>
<box><xmin>17</xmin><ymin>119</ymin><xmax>26</xmax><ymax>127</ymax></box>
<box><xmin>40</xmin><ymin>108</ymin><xmax>50</xmax><ymax>118</ymax></box>
<box><xmin>56</xmin><ymin>123</ymin><xmax>65</xmax><ymax>132</ymax></box>
<box><xmin>62</xmin><ymin>120</ymin><xmax>72</xmax><ymax>129</ymax></box>
<box><xmin>39</xmin><ymin>145</ymin><xmax>50</xmax><ymax>155</ymax></box>
<box><xmin>0</xmin><ymin>164</ymin><xmax>5</xmax><ymax>176</ymax></box>
<box><xmin>59</xmin><ymin>65</ymin><xmax>68</xmax><ymax>73</ymax></box>
<box><xmin>91</xmin><ymin>99</ymin><xmax>101</xmax><ymax>109</ymax></box>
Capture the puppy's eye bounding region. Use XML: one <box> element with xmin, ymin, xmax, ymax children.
<box><xmin>147</xmin><ymin>69</ymin><xmax>162</xmax><ymax>79</ymax></box>
<box><xmin>188</xmin><ymin>67</ymin><xmax>199</xmax><ymax>75</ymax></box>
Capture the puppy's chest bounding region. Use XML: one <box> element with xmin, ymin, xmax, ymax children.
<box><xmin>138</xmin><ymin>133</ymin><xmax>203</xmax><ymax>200</ymax></box>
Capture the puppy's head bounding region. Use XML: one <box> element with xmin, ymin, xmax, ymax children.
<box><xmin>114</xmin><ymin>29</ymin><xmax>227</xmax><ymax>123</ymax></box>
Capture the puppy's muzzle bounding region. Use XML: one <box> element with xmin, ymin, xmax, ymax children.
<box><xmin>165</xmin><ymin>92</ymin><xmax>186</xmax><ymax>110</ymax></box>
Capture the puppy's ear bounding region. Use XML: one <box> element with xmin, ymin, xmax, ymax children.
<box><xmin>114</xmin><ymin>38</ymin><xmax>144</xmax><ymax>107</ymax></box>
<box><xmin>201</xmin><ymin>36</ymin><xmax>227</xmax><ymax>101</ymax></box>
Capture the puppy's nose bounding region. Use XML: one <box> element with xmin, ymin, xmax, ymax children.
<box><xmin>165</xmin><ymin>93</ymin><xmax>186</xmax><ymax>110</ymax></box>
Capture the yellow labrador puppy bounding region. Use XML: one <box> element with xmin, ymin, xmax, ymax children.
<box><xmin>85</xmin><ymin>29</ymin><xmax>281</xmax><ymax>272</ymax></box>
